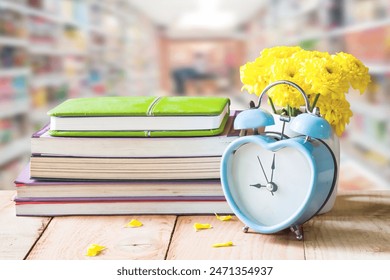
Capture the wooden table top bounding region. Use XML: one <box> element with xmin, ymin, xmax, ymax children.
<box><xmin>0</xmin><ymin>190</ymin><xmax>389</xmax><ymax>260</ymax></box>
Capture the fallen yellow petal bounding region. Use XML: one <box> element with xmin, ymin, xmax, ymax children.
<box><xmin>86</xmin><ymin>244</ymin><xmax>106</xmax><ymax>257</ymax></box>
<box><xmin>215</xmin><ymin>213</ymin><xmax>232</xmax><ymax>221</ymax></box>
<box><xmin>212</xmin><ymin>241</ymin><xmax>233</xmax><ymax>248</ymax></box>
<box><xmin>125</xmin><ymin>219</ymin><xmax>143</xmax><ymax>228</ymax></box>
<box><xmin>193</xmin><ymin>223</ymin><xmax>212</xmax><ymax>231</ymax></box>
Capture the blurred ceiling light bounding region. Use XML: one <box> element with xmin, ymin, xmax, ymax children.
<box><xmin>175</xmin><ymin>0</ymin><xmax>236</xmax><ymax>30</ymax></box>
<box><xmin>105</xmin><ymin>15</ymin><xmax>119</xmax><ymax>28</ymax></box>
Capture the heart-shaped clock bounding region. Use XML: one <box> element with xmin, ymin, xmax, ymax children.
<box><xmin>220</xmin><ymin>135</ymin><xmax>336</xmax><ymax>239</ymax></box>
<box><xmin>220</xmin><ymin>80</ymin><xmax>337</xmax><ymax>239</ymax></box>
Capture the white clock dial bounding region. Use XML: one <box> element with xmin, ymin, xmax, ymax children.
<box><xmin>227</xmin><ymin>142</ymin><xmax>312</xmax><ymax>227</ymax></box>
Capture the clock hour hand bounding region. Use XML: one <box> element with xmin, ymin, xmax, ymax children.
<box><xmin>257</xmin><ymin>156</ymin><xmax>269</xmax><ymax>183</ymax></box>
<box><xmin>250</xmin><ymin>183</ymin><xmax>265</xmax><ymax>189</ymax></box>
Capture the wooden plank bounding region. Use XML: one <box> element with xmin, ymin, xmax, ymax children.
<box><xmin>0</xmin><ymin>191</ymin><xmax>51</xmax><ymax>260</ymax></box>
<box><xmin>26</xmin><ymin>215</ymin><xmax>176</xmax><ymax>260</ymax></box>
<box><xmin>304</xmin><ymin>191</ymin><xmax>390</xmax><ymax>259</ymax></box>
<box><xmin>166</xmin><ymin>215</ymin><xmax>305</xmax><ymax>259</ymax></box>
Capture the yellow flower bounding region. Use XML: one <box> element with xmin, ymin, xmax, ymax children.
<box><xmin>212</xmin><ymin>241</ymin><xmax>233</xmax><ymax>248</ymax></box>
<box><xmin>239</xmin><ymin>45</ymin><xmax>370</xmax><ymax>135</ymax></box>
<box><xmin>316</xmin><ymin>97</ymin><xmax>353</xmax><ymax>136</ymax></box>
<box><xmin>85</xmin><ymin>243</ymin><xmax>106</xmax><ymax>257</ymax></box>
<box><xmin>215</xmin><ymin>213</ymin><xmax>232</xmax><ymax>221</ymax></box>
<box><xmin>260</xmin><ymin>46</ymin><xmax>303</xmax><ymax>59</ymax></box>
<box><xmin>267</xmin><ymin>57</ymin><xmax>310</xmax><ymax>109</ymax></box>
<box><xmin>240</xmin><ymin>61</ymin><xmax>270</xmax><ymax>96</ymax></box>
<box><xmin>125</xmin><ymin>219</ymin><xmax>143</xmax><ymax>228</ymax></box>
<box><xmin>301</xmin><ymin>56</ymin><xmax>349</xmax><ymax>99</ymax></box>
<box><xmin>193</xmin><ymin>223</ymin><xmax>212</xmax><ymax>231</ymax></box>
<box><xmin>332</xmin><ymin>52</ymin><xmax>371</xmax><ymax>94</ymax></box>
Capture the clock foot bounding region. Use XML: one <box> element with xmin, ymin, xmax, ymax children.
<box><xmin>242</xmin><ymin>226</ymin><xmax>249</xmax><ymax>233</ymax></box>
<box><xmin>290</xmin><ymin>225</ymin><xmax>303</xmax><ymax>240</ymax></box>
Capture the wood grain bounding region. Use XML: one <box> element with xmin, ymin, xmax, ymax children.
<box><xmin>0</xmin><ymin>191</ymin><xmax>51</xmax><ymax>260</ymax></box>
<box><xmin>304</xmin><ymin>191</ymin><xmax>390</xmax><ymax>259</ymax></box>
<box><xmin>166</xmin><ymin>215</ymin><xmax>304</xmax><ymax>259</ymax></box>
<box><xmin>2</xmin><ymin>190</ymin><xmax>390</xmax><ymax>260</ymax></box>
<box><xmin>26</xmin><ymin>215</ymin><xmax>176</xmax><ymax>260</ymax></box>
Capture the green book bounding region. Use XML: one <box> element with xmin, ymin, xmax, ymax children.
<box><xmin>48</xmin><ymin>96</ymin><xmax>230</xmax><ymax>137</ymax></box>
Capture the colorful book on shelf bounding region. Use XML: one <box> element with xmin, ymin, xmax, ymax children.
<box><xmin>15</xmin><ymin>165</ymin><xmax>224</xmax><ymax>198</ymax></box>
<box><xmin>14</xmin><ymin>196</ymin><xmax>232</xmax><ymax>216</ymax></box>
<box><xmin>31</xmin><ymin>111</ymin><xmax>239</xmax><ymax>158</ymax></box>
<box><xmin>30</xmin><ymin>156</ymin><xmax>221</xmax><ymax>180</ymax></box>
<box><xmin>47</xmin><ymin>96</ymin><xmax>230</xmax><ymax>137</ymax></box>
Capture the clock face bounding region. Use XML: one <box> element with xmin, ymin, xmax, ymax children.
<box><xmin>222</xmin><ymin>138</ymin><xmax>315</xmax><ymax>232</ymax></box>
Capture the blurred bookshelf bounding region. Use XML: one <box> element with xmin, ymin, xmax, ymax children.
<box><xmin>244</xmin><ymin>0</ymin><xmax>390</xmax><ymax>184</ymax></box>
<box><xmin>0</xmin><ymin>0</ymin><xmax>161</xmax><ymax>189</ymax></box>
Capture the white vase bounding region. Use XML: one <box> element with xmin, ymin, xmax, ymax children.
<box><xmin>264</xmin><ymin>113</ymin><xmax>340</xmax><ymax>215</ymax></box>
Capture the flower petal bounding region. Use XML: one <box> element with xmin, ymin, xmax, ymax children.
<box><xmin>193</xmin><ymin>223</ymin><xmax>212</xmax><ymax>231</ymax></box>
<box><xmin>215</xmin><ymin>213</ymin><xmax>232</xmax><ymax>221</ymax></box>
<box><xmin>125</xmin><ymin>219</ymin><xmax>143</xmax><ymax>228</ymax></box>
<box><xmin>212</xmin><ymin>241</ymin><xmax>233</xmax><ymax>248</ymax></box>
<box><xmin>86</xmin><ymin>244</ymin><xmax>106</xmax><ymax>257</ymax></box>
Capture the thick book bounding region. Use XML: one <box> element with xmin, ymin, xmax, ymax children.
<box><xmin>14</xmin><ymin>196</ymin><xmax>232</xmax><ymax>216</ymax></box>
<box><xmin>31</xmin><ymin>112</ymin><xmax>239</xmax><ymax>158</ymax></box>
<box><xmin>48</xmin><ymin>96</ymin><xmax>230</xmax><ymax>137</ymax></box>
<box><xmin>15</xmin><ymin>165</ymin><xmax>224</xmax><ymax>198</ymax></box>
<box><xmin>30</xmin><ymin>156</ymin><xmax>221</xmax><ymax>180</ymax></box>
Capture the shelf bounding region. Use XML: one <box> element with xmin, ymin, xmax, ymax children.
<box><xmin>0</xmin><ymin>36</ymin><xmax>28</xmax><ymax>47</ymax></box>
<box><xmin>30</xmin><ymin>73</ymin><xmax>67</xmax><ymax>88</ymax></box>
<box><xmin>28</xmin><ymin>46</ymin><xmax>63</xmax><ymax>56</ymax></box>
<box><xmin>348</xmin><ymin>132</ymin><xmax>390</xmax><ymax>159</ymax></box>
<box><xmin>366</xmin><ymin>63</ymin><xmax>390</xmax><ymax>74</ymax></box>
<box><xmin>341</xmin><ymin>141</ymin><xmax>390</xmax><ymax>189</ymax></box>
<box><xmin>25</xmin><ymin>7</ymin><xmax>62</xmax><ymax>24</ymax></box>
<box><xmin>0</xmin><ymin>100</ymin><xmax>30</xmax><ymax>119</ymax></box>
<box><xmin>29</xmin><ymin>45</ymin><xmax>87</xmax><ymax>57</ymax></box>
<box><xmin>285</xmin><ymin>17</ymin><xmax>390</xmax><ymax>45</ymax></box>
<box><xmin>0</xmin><ymin>1</ymin><xmax>28</xmax><ymax>14</ymax></box>
<box><xmin>0</xmin><ymin>137</ymin><xmax>30</xmax><ymax>167</ymax></box>
<box><xmin>0</xmin><ymin>68</ymin><xmax>30</xmax><ymax>78</ymax></box>
<box><xmin>349</xmin><ymin>99</ymin><xmax>387</xmax><ymax>121</ymax></box>
<box><xmin>31</xmin><ymin>101</ymin><xmax>63</xmax><ymax>125</ymax></box>
<box><xmin>0</xmin><ymin>0</ymin><xmax>162</xmax><ymax>182</ymax></box>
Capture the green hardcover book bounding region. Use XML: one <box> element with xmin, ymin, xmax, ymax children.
<box><xmin>48</xmin><ymin>96</ymin><xmax>230</xmax><ymax>137</ymax></box>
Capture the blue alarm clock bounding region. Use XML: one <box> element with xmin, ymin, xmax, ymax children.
<box><xmin>220</xmin><ymin>80</ymin><xmax>337</xmax><ymax>240</ymax></box>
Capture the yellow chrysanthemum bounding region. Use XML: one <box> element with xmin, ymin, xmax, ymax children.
<box><xmin>260</xmin><ymin>46</ymin><xmax>303</xmax><ymax>60</ymax></box>
<box><xmin>239</xmin><ymin>46</ymin><xmax>370</xmax><ymax>135</ymax></box>
<box><xmin>316</xmin><ymin>97</ymin><xmax>353</xmax><ymax>136</ymax></box>
<box><xmin>267</xmin><ymin>57</ymin><xmax>310</xmax><ymax>109</ymax></box>
<box><xmin>301</xmin><ymin>57</ymin><xmax>349</xmax><ymax>99</ymax></box>
<box><xmin>332</xmin><ymin>52</ymin><xmax>371</xmax><ymax>94</ymax></box>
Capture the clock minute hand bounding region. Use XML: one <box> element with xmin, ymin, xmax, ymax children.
<box><xmin>270</xmin><ymin>153</ymin><xmax>275</xmax><ymax>183</ymax></box>
<box><xmin>257</xmin><ymin>156</ymin><xmax>269</xmax><ymax>183</ymax></box>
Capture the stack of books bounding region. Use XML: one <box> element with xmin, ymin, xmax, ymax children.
<box><xmin>14</xmin><ymin>96</ymin><xmax>238</xmax><ymax>216</ymax></box>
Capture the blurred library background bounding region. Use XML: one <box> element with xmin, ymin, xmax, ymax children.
<box><xmin>0</xmin><ymin>0</ymin><xmax>389</xmax><ymax>190</ymax></box>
